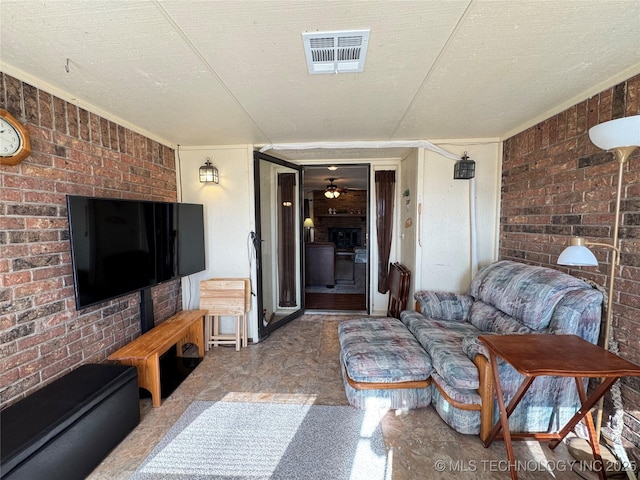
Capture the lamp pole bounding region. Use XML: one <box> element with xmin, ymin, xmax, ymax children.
<box><xmin>594</xmin><ymin>147</ymin><xmax>630</xmax><ymax>440</ymax></box>
<box><xmin>558</xmin><ymin>115</ymin><xmax>640</xmax><ymax>480</ymax></box>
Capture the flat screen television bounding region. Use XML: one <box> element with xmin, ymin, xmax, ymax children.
<box><xmin>67</xmin><ymin>195</ymin><xmax>205</xmax><ymax>311</ymax></box>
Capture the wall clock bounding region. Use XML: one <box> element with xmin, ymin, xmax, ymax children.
<box><xmin>0</xmin><ymin>108</ymin><xmax>31</xmax><ymax>166</ymax></box>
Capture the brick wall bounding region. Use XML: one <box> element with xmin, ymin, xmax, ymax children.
<box><xmin>500</xmin><ymin>74</ymin><xmax>640</xmax><ymax>449</ymax></box>
<box><xmin>0</xmin><ymin>73</ymin><xmax>181</xmax><ymax>408</ymax></box>
<box><xmin>312</xmin><ymin>190</ymin><xmax>367</xmax><ymax>244</ymax></box>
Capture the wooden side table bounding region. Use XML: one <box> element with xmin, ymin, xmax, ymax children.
<box><xmin>200</xmin><ymin>278</ymin><xmax>251</xmax><ymax>351</ymax></box>
<box><xmin>479</xmin><ymin>334</ymin><xmax>640</xmax><ymax>480</ymax></box>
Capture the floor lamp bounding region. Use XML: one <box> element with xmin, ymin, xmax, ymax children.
<box><xmin>303</xmin><ymin>217</ymin><xmax>314</xmax><ymax>242</ymax></box>
<box><xmin>557</xmin><ymin>115</ymin><xmax>640</xmax><ymax>478</ymax></box>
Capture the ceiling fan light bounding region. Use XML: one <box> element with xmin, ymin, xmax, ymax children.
<box><xmin>324</xmin><ymin>178</ymin><xmax>341</xmax><ymax>198</ymax></box>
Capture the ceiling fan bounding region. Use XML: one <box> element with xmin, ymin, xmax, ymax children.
<box><xmin>324</xmin><ymin>178</ymin><xmax>348</xmax><ymax>198</ymax></box>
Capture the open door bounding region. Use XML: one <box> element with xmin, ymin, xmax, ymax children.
<box><xmin>253</xmin><ymin>151</ymin><xmax>304</xmax><ymax>341</ymax></box>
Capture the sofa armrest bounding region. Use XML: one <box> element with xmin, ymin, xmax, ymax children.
<box><xmin>414</xmin><ymin>290</ymin><xmax>473</xmax><ymax>322</ymax></box>
<box><xmin>547</xmin><ymin>288</ymin><xmax>603</xmax><ymax>344</ymax></box>
<box><xmin>462</xmin><ymin>333</ymin><xmax>493</xmax><ymax>361</ymax></box>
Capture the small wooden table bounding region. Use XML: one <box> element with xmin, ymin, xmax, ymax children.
<box><xmin>479</xmin><ymin>334</ymin><xmax>640</xmax><ymax>480</ymax></box>
<box><xmin>108</xmin><ymin>310</ymin><xmax>206</xmax><ymax>407</ymax></box>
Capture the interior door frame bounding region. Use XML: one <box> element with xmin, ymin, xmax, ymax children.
<box><xmin>253</xmin><ymin>151</ymin><xmax>304</xmax><ymax>341</ymax></box>
<box><xmin>301</xmin><ymin>163</ymin><xmax>372</xmax><ymax>314</ymax></box>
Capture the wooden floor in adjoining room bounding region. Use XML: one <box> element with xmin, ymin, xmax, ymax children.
<box><xmin>304</xmin><ymin>292</ymin><xmax>366</xmax><ymax>310</ymax></box>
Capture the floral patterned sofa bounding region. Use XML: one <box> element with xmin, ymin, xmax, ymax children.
<box><xmin>339</xmin><ymin>260</ymin><xmax>603</xmax><ymax>441</ymax></box>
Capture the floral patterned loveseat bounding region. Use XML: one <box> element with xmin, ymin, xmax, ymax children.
<box><xmin>400</xmin><ymin>260</ymin><xmax>603</xmax><ymax>441</ymax></box>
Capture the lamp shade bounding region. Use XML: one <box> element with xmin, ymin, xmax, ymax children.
<box><xmin>588</xmin><ymin>115</ymin><xmax>640</xmax><ymax>150</ymax></box>
<box><xmin>303</xmin><ymin>217</ymin><xmax>314</xmax><ymax>228</ymax></box>
<box><xmin>557</xmin><ymin>237</ymin><xmax>599</xmax><ymax>266</ymax></box>
<box><xmin>557</xmin><ymin>246</ymin><xmax>598</xmax><ymax>266</ymax></box>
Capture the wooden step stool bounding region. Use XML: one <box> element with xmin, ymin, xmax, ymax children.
<box><xmin>200</xmin><ymin>278</ymin><xmax>251</xmax><ymax>351</ymax></box>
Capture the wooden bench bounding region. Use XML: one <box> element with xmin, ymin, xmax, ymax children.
<box><xmin>108</xmin><ymin>310</ymin><xmax>206</xmax><ymax>407</ymax></box>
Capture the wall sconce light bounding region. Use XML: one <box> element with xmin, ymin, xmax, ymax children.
<box><xmin>324</xmin><ymin>178</ymin><xmax>341</xmax><ymax>198</ymax></box>
<box><xmin>199</xmin><ymin>157</ymin><xmax>219</xmax><ymax>184</ymax></box>
<box><xmin>453</xmin><ymin>152</ymin><xmax>476</xmax><ymax>179</ymax></box>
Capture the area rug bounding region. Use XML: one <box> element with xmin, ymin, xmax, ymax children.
<box><xmin>131</xmin><ymin>401</ymin><xmax>390</xmax><ymax>480</ymax></box>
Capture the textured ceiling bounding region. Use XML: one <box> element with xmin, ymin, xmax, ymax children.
<box><xmin>1</xmin><ymin>0</ymin><xmax>639</xmax><ymax>162</ymax></box>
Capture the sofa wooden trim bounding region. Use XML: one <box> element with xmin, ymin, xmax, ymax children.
<box><xmin>431</xmin><ymin>382</ymin><xmax>481</xmax><ymax>412</ymax></box>
<box><xmin>343</xmin><ymin>364</ymin><xmax>431</xmax><ymax>390</ymax></box>
<box><xmin>474</xmin><ymin>353</ymin><xmax>494</xmax><ymax>443</ymax></box>
<box><xmin>108</xmin><ymin>309</ymin><xmax>206</xmax><ymax>407</ymax></box>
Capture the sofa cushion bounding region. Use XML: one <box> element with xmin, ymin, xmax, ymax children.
<box><xmin>414</xmin><ymin>291</ymin><xmax>473</xmax><ymax>322</ymax></box>
<box><xmin>468</xmin><ymin>300</ymin><xmax>534</xmax><ymax>334</ymax></box>
<box><xmin>469</xmin><ymin>260</ymin><xmax>589</xmax><ymax>331</ymax></box>
<box><xmin>338</xmin><ymin>317</ymin><xmax>433</xmax><ymax>384</ymax></box>
<box><xmin>401</xmin><ymin>314</ymin><xmax>480</xmax><ymax>390</ymax></box>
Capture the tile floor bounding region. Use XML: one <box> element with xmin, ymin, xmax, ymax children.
<box><xmin>88</xmin><ymin>314</ymin><xmax>607</xmax><ymax>480</ymax></box>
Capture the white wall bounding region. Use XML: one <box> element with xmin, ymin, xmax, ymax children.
<box><xmin>176</xmin><ymin>145</ymin><xmax>259</xmax><ymax>340</ymax></box>
<box><xmin>418</xmin><ymin>142</ymin><xmax>502</xmax><ymax>293</ymax></box>
<box><xmin>399</xmin><ymin>148</ymin><xmax>420</xmax><ymax>303</ymax></box>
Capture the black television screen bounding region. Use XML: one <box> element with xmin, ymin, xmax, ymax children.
<box><xmin>176</xmin><ymin>203</ymin><xmax>206</xmax><ymax>276</ymax></box>
<box><xmin>67</xmin><ymin>196</ymin><xmax>205</xmax><ymax>310</ymax></box>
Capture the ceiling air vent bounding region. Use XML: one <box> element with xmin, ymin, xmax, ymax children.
<box><xmin>302</xmin><ymin>29</ymin><xmax>370</xmax><ymax>75</ymax></box>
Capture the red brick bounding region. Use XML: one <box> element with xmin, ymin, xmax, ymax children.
<box><xmin>2</xmin><ymin>271</ymin><xmax>32</xmax><ymax>286</ymax></box>
<box><xmin>0</xmin><ymin>368</ymin><xmax>21</xmax><ymax>389</ymax></box>
<box><xmin>29</xmin><ymin>241</ymin><xmax>69</xmax><ymax>255</ymax></box>
<box><xmin>38</xmin><ymin>90</ymin><xmax>53</xmax><ymax>129</ymax></box>
<box><xmin>40</xmin><ymin>353</ymin><xmax>83</xmax><ymax>381</ymax></box>
<box><xmin>0</xmin><ymin>217</ymin><xmax>26</xmax><ymax>229</ymax></box>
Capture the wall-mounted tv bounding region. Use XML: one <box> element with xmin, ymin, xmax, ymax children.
<box><xmin>67</xmin><ymin>195</ymin><xmax>205</xmax><ymax>310</ymax></box>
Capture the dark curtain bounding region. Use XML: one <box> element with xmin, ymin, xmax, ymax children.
<box><xmin>375</xmin><ymin>170</ymin><xmax>395</xmax><ymax>293</ymax></box>
<box><xmin>278</xmin><ymin>173</ymin><xmax>297</xmax><ymax>307</ymax></box>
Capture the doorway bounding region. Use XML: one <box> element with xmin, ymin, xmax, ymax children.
<box><xmin>302</xmin><ymin>165</ymin><xmax>369</xmax><ymax>313</ymax></box>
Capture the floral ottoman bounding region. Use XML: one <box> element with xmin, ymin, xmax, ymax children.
<box><xmin>338</xmin><ymin>317</ymin><xmax>433</xmax><ymax>409</ymax></box>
